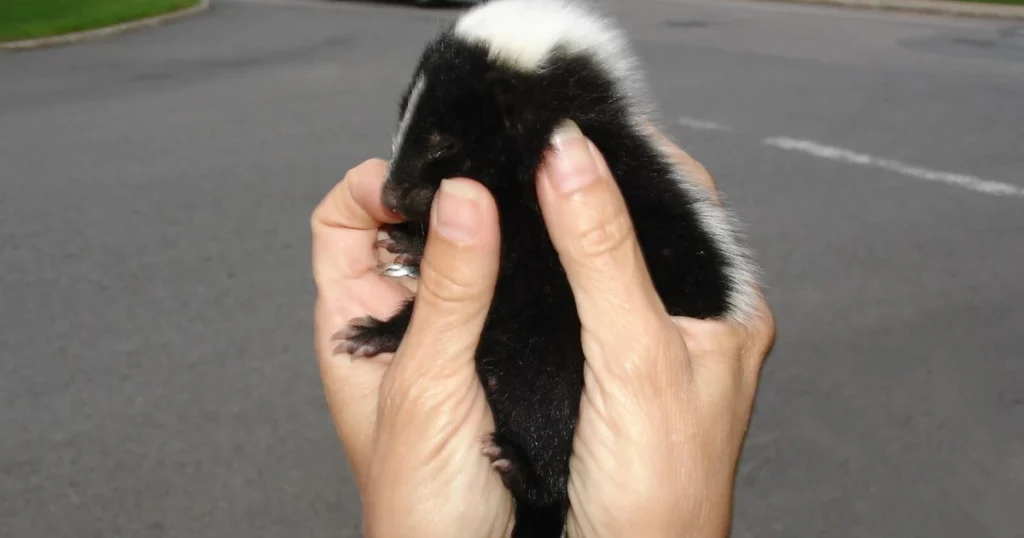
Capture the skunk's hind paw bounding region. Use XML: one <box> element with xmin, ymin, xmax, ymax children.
<box><xmin>481</xmin><ymin>433</ymin><xmax>533</xmax><ymax>499</ymax></box>
<box><xmin>331</xmin><ymin>316</ymin><xmax>400</xmax><ymax>358</ymax></box>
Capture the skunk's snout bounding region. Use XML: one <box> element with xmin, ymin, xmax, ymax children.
<box><xmin>381</xmin><ymin>181</ymin><xmax>403</xmax><ymax>216</ymax></box>
<box><xmin>381</xmin><ymin>180</ymin><xmax>433</xmax><ymax>221</ymax></box>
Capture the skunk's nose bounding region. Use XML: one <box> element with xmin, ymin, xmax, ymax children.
<box><xmin>381</xmin><ymin>183</ymin><xmax>402</xmax><ymax>216</ymax></box>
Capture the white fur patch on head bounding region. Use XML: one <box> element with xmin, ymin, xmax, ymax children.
<box><xmin>449</xmin><ymin>1</ymin><xmax>761</xmax><ymax>323</ymax></box>
<box><xmin>453</xmin><ymin>0</ymin><xmax>633</xmax><ymax>77</ymax></box>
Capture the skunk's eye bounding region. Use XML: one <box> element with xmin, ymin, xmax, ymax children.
<box><xmin>427</xmin><ymin>132</ymin><xmax>459</xmax><ymax>160</ymax></box>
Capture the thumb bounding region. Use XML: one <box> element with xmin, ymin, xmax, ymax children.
<box><xmin>536</xmin><ymin>120</ymin><xmax>676</xmax><ymax>357</ymax></box>
<box><xmin>386</xmin><ymin>178</ymin><xmax>502</xmax><ymax>395</ymax></box>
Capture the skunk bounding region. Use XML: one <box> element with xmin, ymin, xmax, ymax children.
<box><xmin>338</xmin><ymin>0</ymin><xmax>759</xmax><ymax>536</ymax></box>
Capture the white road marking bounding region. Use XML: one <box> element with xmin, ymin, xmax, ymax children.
<box><xmin>762</xmin><ymin>136</ymin><xmax>1024</xmax><ymax>198</ymax></box>
<box><xmin>655</xmin><ymin>0</ymin><xmax>994</xmax><ymax>27</ymax></box>
<box><xmin>678</xmin><ymin>116</ymin><xmax>730</xmax><ymax>131</ymax></box>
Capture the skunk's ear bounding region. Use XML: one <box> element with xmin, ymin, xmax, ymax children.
<box><xmin>487</xmin><ymin>71</ymin><xmax>535</xmax><ymax>133</ymax></box>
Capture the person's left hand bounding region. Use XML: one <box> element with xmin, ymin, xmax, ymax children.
<box><xmin>311</xmin><ymin>158</ymin><xmax>513</xmax><ymax>538</ymax></box>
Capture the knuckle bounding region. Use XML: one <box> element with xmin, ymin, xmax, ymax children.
<box><xmin>574</xmin><ymin>204</ymin><xmax>636</xmax><ymax>259</ymax></box>
<box><xmin>743</xmin><ymin>303</ymin><xmax>776</xmax><ymax>363</ymax></box>
<box><xmin>310</xmin><ymin>188</ymin><xmax>336</xmax><ymax>226</ymax></box>
<box><xmin>722</xmin><ymin>308</ymin><xmax>774</xmax><ymax>389</ymax></box>
<box><xmin>350</xmin><ymin>158</ymin><xmax>387</xmax><ymax>180</ymax></box>
<box><xmin>312</xmin><ymin>176</ymin><xmax>355</xmax><ymax>227</ymax></box>
<box><xmin>311</xmin><ymin>158</ymin><xmax>388</xmax><ymax>226</ymax></box>
<box><xmin>756</xmin><ymin>305</ymin><xmax>777</xmax><ymax>344</ymax></box>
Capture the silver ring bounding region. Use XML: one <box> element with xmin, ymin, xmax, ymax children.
<box><xmin>380</xmin><ymin>263</ymin><xmax>419</xmax><ymax>279</ymax></box>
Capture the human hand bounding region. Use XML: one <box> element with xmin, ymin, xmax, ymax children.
<box><xmin>311</xmin><ymin>160</ymin><xmax>513</xmax><ymax>538</ymax></box>
<box><xmin>535</xmin><ymin>122</ymin><xmax>776</xmax><ymax>538</ymax></box>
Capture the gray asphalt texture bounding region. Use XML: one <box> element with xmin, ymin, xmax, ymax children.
<box><xmin>2</xmin><ymin>0</ymin><xmax>1022</xmax><ymax>536</ymax></box>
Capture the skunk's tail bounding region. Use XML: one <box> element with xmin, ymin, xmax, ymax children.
<box><xmin>511</xmin><ymin>502</ymin><xmax>566</xmax><ymax>538</ymax></box>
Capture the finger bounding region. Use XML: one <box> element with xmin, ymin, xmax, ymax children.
<box><xmin>311</xmin><ymin>158</ymin><xmax>402</xmax><ymax>231</ymax></box>
<box><xmin>311</xmin><ymin>158</ymin><xmax>403</xmax><ymax>283</ymax></box>
<box><xmin>382</xmin><ymin>178</ymin><xmax>501</xmax><ymax>406</ymax></box>
<box><xmin>536</xmin><ymin>120</ymin><xmax>673</xmax><ymax>346</ymax></box>
<box><xmin>312</xmin><ymin>158</ymin><xmax>402</xmax><ymax>362</ymax></box>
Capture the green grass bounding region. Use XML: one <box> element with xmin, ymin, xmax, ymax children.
<box><xmin>0</xmin><ymin>0</ymin><xmax>199</xmax><ymax>42</ymax></box>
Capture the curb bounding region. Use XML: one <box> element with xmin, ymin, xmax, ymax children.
<box><xmin>741</xmin><ymin>0</ymin><xmax>1024</xmax><ymax>20</ymax></box>
<box><xmin>1</xmin><ymin>0</ymin><xmax>211</xmax><ymax>51</ymax></box>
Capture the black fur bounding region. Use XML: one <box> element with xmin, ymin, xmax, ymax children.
<box><xmin>341</xmin><ymin>11</ymin><xmax>751</xmax><ymax>538</ymax></box>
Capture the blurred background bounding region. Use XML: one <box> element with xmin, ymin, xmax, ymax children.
<box><xmin>1</xmin><ymin>0</ymin><xmax>1022</xmax><ymax>536</ymax></box>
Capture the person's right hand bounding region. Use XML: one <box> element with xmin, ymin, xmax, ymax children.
<box><xmin>535</xmin><ymin>121</ymin><xmax>776</xmax><ymax>538</ymax></box>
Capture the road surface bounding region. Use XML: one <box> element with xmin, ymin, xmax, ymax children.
<box><xmin>1</xmin><ymin>0</ymin><xmax>1021</xmax><ymax>536</ymax></box>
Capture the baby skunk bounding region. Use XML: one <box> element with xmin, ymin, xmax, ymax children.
<box><xmin>339</xmin><ymin>0</ymin><xmax>759</xmax><ymax>536</ymax></box>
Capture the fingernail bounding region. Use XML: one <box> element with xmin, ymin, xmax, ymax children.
<box><xmin>548</xmin><ymin>119</ymin><xmax>599</xmax><ymax>195</ymax></box>
<box><xmin>434</xmin><ymin>179</ymin><xmax>480</xmax><ymax>244</ymax></box>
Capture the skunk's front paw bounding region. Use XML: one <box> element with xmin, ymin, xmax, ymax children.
<box><xmin>377</xmin><ymin>224</ymin><xmax>424</xmax><ymax>279</ymax></box>
<box><xmin>374</xmin><ymin>237</ymin><xmax>402</xmax><ymax>254</ymax></box>
<box><xmin>382</xmin><ymin>223</ymin><xmax>426</xmax><ymax>257</ymax></box>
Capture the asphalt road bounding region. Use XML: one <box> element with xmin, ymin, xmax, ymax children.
<box><xmin>1</xmin><ymin>0</ymin><xmax>1022</xmax><ymax>536</ymax></box>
